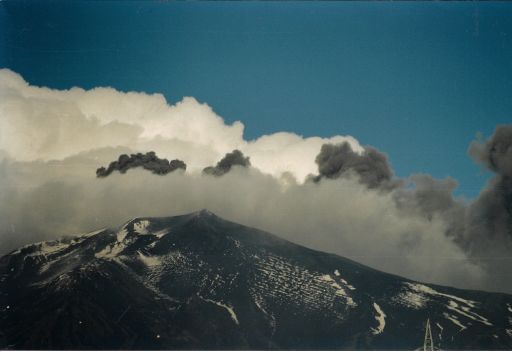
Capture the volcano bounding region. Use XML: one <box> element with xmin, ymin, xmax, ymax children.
<box><xmin>1</xmin><ymin>210</ymin><xmax>512</xmax><ymax>350</ymax></box>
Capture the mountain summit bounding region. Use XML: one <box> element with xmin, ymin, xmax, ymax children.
<box><xmin>1</xmin><ymin>210</ymin><xmax>511</xmax><ymax>350</ymax></box>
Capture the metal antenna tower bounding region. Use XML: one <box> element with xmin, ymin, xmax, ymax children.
<box><xmin>423</xmin><ymin>318</ymin><xmax>435</xmax><ymax>351</ymax></box>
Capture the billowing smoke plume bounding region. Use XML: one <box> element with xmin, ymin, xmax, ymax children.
<box><xmin>462</xmin><ymin>126</ymin><xmax>512</xmax><ymax>287</ymax></box>
<box><xmin>467</xmin><ymin>125</ymin><xmax>512</xmax><ymax>245</ymax></box>
<box><xmin>392</xmin><ymin>174</ymin><xmax>467</xmax><ymax>241</ymax></box>
<box><xmin>1</xmin><ymin>68</ymin><xmax>512</xmax><ymax>293</ymax></box>
<box><xmin>0</xmin><ymin>156</ymin><xmax>484</xmax><ymax>291</ymax></box>
<box><xmin>96</xmin><ymin>152</ymin><xmax>186</xmax><ymax>177</ymax></box>
<box><xmin>309</xmin><ymin>129</ymin><xmax>512</xmax><ymax>292</ymax></box>
<box><xmin>469</xmin><ymin>125</ymin><xmax>512</xmax><ymax>176</ymax></box>
<box><xmin>312</xmin><ymin>141</ymin><xmax>468</xmax><ymax>241</ymax></box>
<box><xmin>203</xmin><ymin>149</ymin><xmax>251</xmax><ymax>176</ymax></box>
<box><xmin>313</xmin><ymin>142</ymin><xmax>401</xmax><ymax>190</ymax></box>
<box><xmin>312</xmin><ymin>141</ymin><xmax>469</xmax><ymax>242</ymax></box>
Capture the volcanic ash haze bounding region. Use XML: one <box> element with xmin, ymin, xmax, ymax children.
<box><xmin>0</xmin><ymin>69</ymin><xmax>511</xmax><ymax>294</ymax></box>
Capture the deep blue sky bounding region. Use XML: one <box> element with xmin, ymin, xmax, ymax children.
<box><xmin>1</xmin><ymin>1</ymin><xmax>511</xmax><ymax>198</ymax></box>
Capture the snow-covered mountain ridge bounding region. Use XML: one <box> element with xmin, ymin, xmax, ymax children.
<box><xmin>1</xmin><ymin>210</ymin><xmax>511</xmax><ymax>350</ymax></box>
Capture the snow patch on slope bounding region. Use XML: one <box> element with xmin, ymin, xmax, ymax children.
<box><xmin>250</xmin><ymin>254</ymin><xmax>355</xmax><ymax>318</ymax></box>
<box><xmin>20</xmin><ymin>239</ymin><xmax>70</xmax><ymax>257</ymax></box>
<box><xmin>409</xmin><ymin>283</ymin><xmax>477</xmax><ymax>307</ymax></box>
<box><xmin>393</xmin><ymin>286</ymin><xmax>429</xmax><ymax>309</ymax></box>
<box><xmin>153</xmin><ymin>227</ymin><xmax>170</xmax><ymax>239</ymax></box>
<box><xmin>446</xmin><ymin>300</ymin><xmax>492</xmax><ymax>326</ymax></box>
<box><xmin>95</xmin><ymin>242</ymin><xmax>125</xmax><ymax>259</ymax></box>
<box><xmin>138</xmin><ymin>251</ymin><xmax>161</xmax><ymax>267</ymax></box>
<box><xmin>443</xmin><ymin>313</ymin><xmax>467</xmax><ymax>331</ymax></box>
<box><xmin>116</xmin><ymin>228</ymin><xmax>128</xmax><ymax>243</ymax></box>
<box><xmin>333</xmin><ymin>269</ymin><xmax>356</xmax><ymax>290</ymax></box>
<box><xmin>319</xmin><ymin>274</ymin><xmax>357</xmax><ymax>307</ymax></box>
<box><xmin>393</xmin><ymin>282</ymin><xmax>479</xmax><ymax>311</ymax></box>
<box><xmin>199</xmin><ymin>295</ymin><xmax>239</xmax><ymax>325</ymax></box>
<box><xmin>13</xmin><ymin>228</ymin><xmax>105</xmax><ymax>258</ymax></box>
<box><xmin>396</xmin><ymin>283</ymin><xmax>492</xmax><ymax>327</ymax></box>
<box><xmin>39</xmin><ymin>241</ymin><xmax>69</xmax><ymax>255</ymax></box>
<box><xmin>371</xmin><ymin>302</ymin><xmax>386</xmax><ymax>335</ymax></box>
<box><xmin>99</xmin><ymin>221</ymin><xmax>154</xmax><ymax>258</ymax></box>
<box><xmin>436</xmin><ymin>323</ymin><xmax>444</xmax><ymax>341</ymax></box>
<box><xmin>253</xmin><ymin>295</ymin><xmax>276</xmax><ymax>335</ymax></box>
<box><xmin>134</xmin><ymin>220</ymin><xmax>150</xmax><ymax>235</ymax></box>
<box><xmin>75</xmin><ymin>228</ymin><xmax>105</xmax><ymax>239</ymax></box>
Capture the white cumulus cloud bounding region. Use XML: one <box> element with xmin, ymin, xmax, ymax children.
<box><xmin>0</xmin><ymin>68</ymin><xmax>361</xmax><ymax>181</ymax></box>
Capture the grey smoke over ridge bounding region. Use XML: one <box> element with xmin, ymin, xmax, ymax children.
<box><xmin>310</xmin><ymin>131</ymin><xmax>512</xmax><ymax>293</ymax></box>
<box><xmin>1</xmin><ymin>68</ymin><xmax>512</xmax><ymax>293</ymax></box>
<box><xmin>1</xmin><ymin>128</ymin><xmax>511</xmax><ymax>292</ymax></box>
<box><xmin>96</xmin><ymin>152</ymin><xmax>186</xmax><ymax>177</ymax></box>
<box><xmin>0</xmin><ymin>154</ymin><xmax>484</xmax><ymax>292</ymax></box>
<box><xmin>463</xmin><ymin>125</ymin><xmax>512</xmax><ymax>284</ymax></box>
<box><xmin>467</xmin><ymin>125</ymin><xmax>512</xmax><ymax>246</ymax></box>
<box><xmin>313</xmin><ymin>141</ymin><xmax>469</xmax><ymax>242</ymax></box>
<box><xmin>312</xmin><ymin>141</ymin><xmax>467</xmax><ymax>236</ymax></box>
<box><xmin>314</xmin><ymin>142</ymin><xmax>400</xmax><ymax>190</ymax></box>
<box><xmin>469</xmin><ymin>125</ymin><xmax>512</xmax><ymax>176</ymax></box>
<box><xmin>203</xmin><ymin>149</ymin><xmax>251</xmax><ymax>176</ymax></box>
<box><xmin>393</xmin><ymin>174</ymin><xmax>467</xmax><ymax>241</ymax></box>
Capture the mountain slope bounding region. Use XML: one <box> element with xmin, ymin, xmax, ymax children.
<box><xmin>1</xmin><ymin>210</ymin><xmax>512</xmax><ymax>350</ymax></box>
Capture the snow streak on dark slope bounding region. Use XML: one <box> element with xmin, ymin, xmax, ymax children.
<box><xmin>1</xmin><ymin>210</ymin><xmax>512</xmax><ymax>350</ymax></box>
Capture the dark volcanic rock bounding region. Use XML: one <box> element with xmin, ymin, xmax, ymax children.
<box><xmin>1</xmin><ymin>210</ymin><xmax>512</xmax><ymax>350</ymax></box>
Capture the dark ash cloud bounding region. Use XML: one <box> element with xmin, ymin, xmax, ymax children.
<box><xmin>96</xmin><ymin>152</ymin><xmax>186</xmax><ymax>177</ymax></box>
<box><xmin>313</xmin><ymin>142</ymin><xmax>399</xmax><ymax>189</ymax></box>
<box><xmin>393</xmin><ymin>174</ymin><xmax>467</xmax><ymax>241</ymax></box>
<box><xmin>393</xmin><ymin>174</ymin><xmax>463</xmax><ymax>218</ymax></box>
<box><xmin>469</xmin><ymin>125</ymin><xmax>512</xmax><ymax>177</ymax></box>
<box><xmin>314</xmin><ymin>142</ymin><xmax>467</xmax><ymax>240</ymax></box>
<box><xmin>465</xmin><ymin>125</ymin><xmax>512</xmax><ymax>253</ymax></box>
<box><xmin>451</xmin><ymin>125</ymin><xmax>512</xmax><ymax>292</ymax></box>
<box><xmin>311</xmin><ymin>131</ymin><xmax>512</xmax><ymax>292</ymax></box>
<box><xmin>203</xmin><ymin>149</ymin><xmax>251</xmax><ymax>176</ymax></box>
